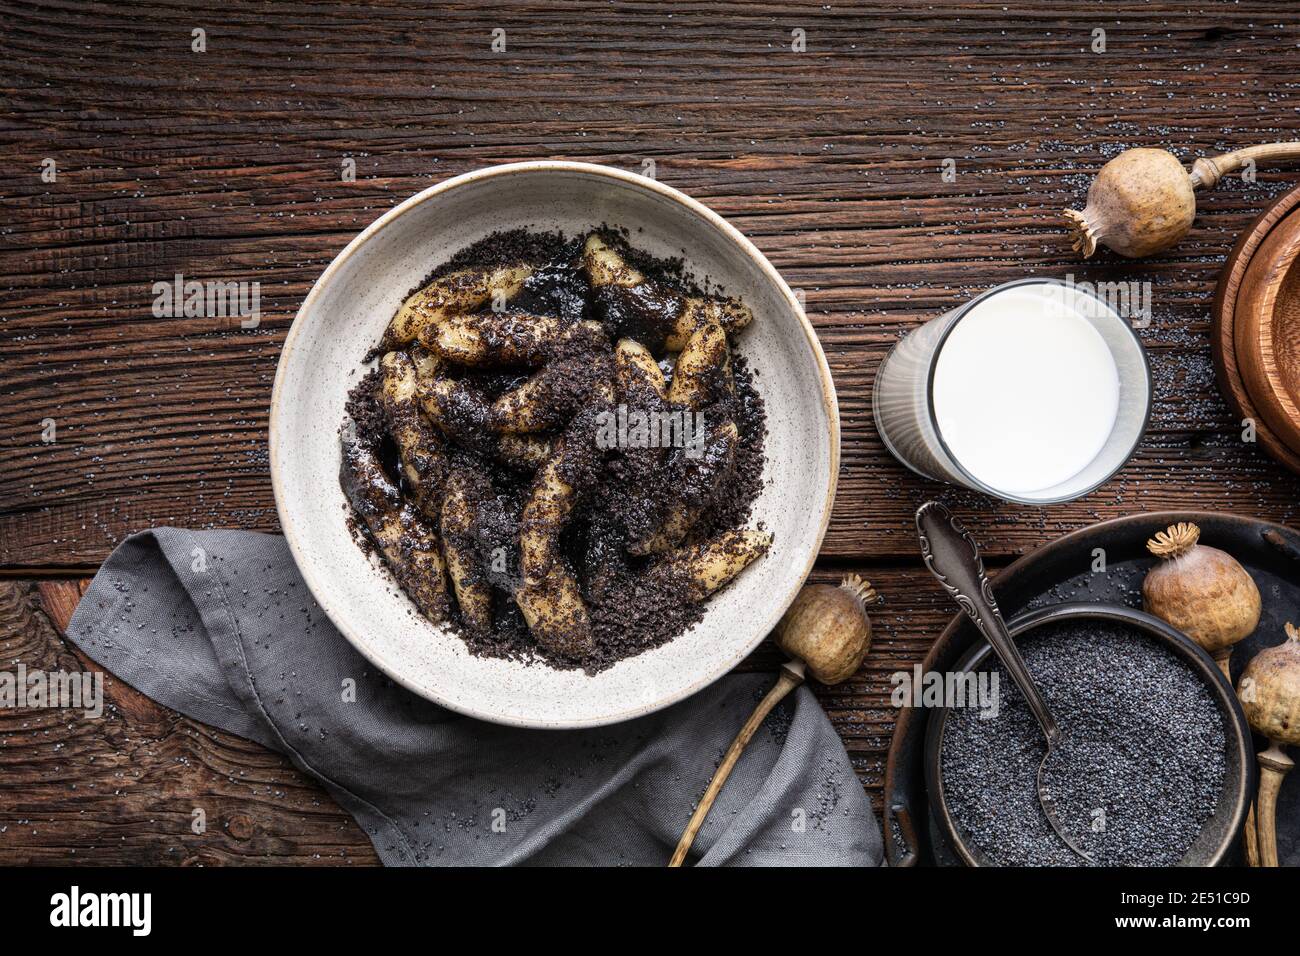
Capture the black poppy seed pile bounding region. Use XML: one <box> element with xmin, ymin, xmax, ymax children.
<box><xmin>940</xmin><ymin>621</ymin><xmax>1226</xmax><ymax>866</ymax></box>
<box><xmin>345</xmin><ymin>228</ymin><xmax>768</xmax><ymax>672</ymax></box>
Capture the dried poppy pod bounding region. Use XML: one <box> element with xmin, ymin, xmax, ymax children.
<box><xmin>1239</xmin><ymin>623</ymin><xmax>1300</xmax><ymax>867</ymax></box>
<box><xmin>668</xmin><ymin>574</ymin><xmax>878</xmax><ymax>866</ymax></box>
<box><xmin>1065</xmin><ymin>142</ymin><xmax>1300</xmax><ymax>258</ymax></box>
<box><xmin>774</xmin><ymin>574</ymin><xmax>876</xmax><ymax>684</ymax></box>
<box><xmin>1142</xmin><ymin>522</ymin><xmax>1260</xmax><ymax>678</ymax></box>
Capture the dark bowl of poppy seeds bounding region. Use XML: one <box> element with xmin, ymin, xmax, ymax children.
<box><xmin>926</xmin><ymin>604</ymin><xmax>1254</xmax><ymax>867</ymax></box>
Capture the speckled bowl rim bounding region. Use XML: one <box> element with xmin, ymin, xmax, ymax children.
<box><xmin>269</xmin><ymin>161</ymin><xmax>841</xmax><ymax>728</ymax></box>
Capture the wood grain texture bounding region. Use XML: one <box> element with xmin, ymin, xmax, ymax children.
<box><xmin>4</xmin><ymin>0</ymin><xmax>1300</xmax><ymax>567</ymax></box>
<box><xmin>2</xmin><ymin>0</ymin><xmax>1300</xmax><ymax>864</ymax></box>
<box><xmin>1231</xmin><ymin>208</ymin><xmax>1300</xmax><ymax>450</ymax></box>
<box><xmin>1213</xmin><ymin>181</ymin><xmax>1300</xmax><ymax>473</ymax></box>
<box><xmin>0</xmin><ymin>566</ymin><xmax>946</xmax><ymax>864</ymax></box>
<box><xmin>0</xmin><ymin>579</ymin><xmax>378</xmax><ymax>864</ymax></box>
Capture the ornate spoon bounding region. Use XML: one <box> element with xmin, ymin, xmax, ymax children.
<box><xmin>916</xmin><ymin>501</ymin><xmax>1092</xmax><ymax>863</ymax></box>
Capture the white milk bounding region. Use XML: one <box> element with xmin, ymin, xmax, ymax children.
<box><xmin>932</xmin><ymin>284</ymin><xmax>1121</xmax><ymax>497</ymax></box>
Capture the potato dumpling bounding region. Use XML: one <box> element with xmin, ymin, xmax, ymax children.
<box><xmin>385</xmin><ymin>263</ymin><xmax>532</xmax><ymax>347</ymax></box>
<box><xmin>342</xmin><ymin>231</ymin><xmax>768</xmax><ymax>667</ymax></box>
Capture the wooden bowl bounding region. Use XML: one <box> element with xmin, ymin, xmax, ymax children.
<box><xmin>1235</xmin><ymin>208</ymin><xmax>1300</xmax><ymax>452</ymax></box>
<box><xmin>1212</xmin><ymin>184</ymin><xmax>1300</xmax><ymax>475</ymax></box>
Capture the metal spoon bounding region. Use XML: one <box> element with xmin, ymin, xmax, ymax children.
<box><xmin>915</xmin><ymin>501</ymin><xmax>1093</xmax><ymax>863</ymax></box>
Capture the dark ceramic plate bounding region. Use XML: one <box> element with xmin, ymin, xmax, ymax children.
<box><xmin>884</xmin><ymin>511</ymin><xmax>1300</xmax><ymax>867</ymax></box>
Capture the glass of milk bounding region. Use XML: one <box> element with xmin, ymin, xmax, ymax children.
<box><xmin>873</xmin><ymin>279</ymin><xmax>1150</xmax><ymax>504</ymax></box>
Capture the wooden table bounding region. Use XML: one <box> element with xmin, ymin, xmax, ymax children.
<box><xmin>2</xmin><ymin>0</ymin><xmax>1299</xmax><ymax>865</ymax></box>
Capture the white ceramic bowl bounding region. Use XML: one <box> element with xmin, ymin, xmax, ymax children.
<box><xmin>270</xmin><ymin>161</ymin><xmax>839</xmax><ymax>728</ymax></box>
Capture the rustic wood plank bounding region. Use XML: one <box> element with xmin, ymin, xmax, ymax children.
<box><xmin>0</xmin><ymin>578</ymin><xmax>379</xmax><ymax>864</ymax></box>
<box><xmin>4</xmin><ymin>1</ymin><xmax>1300</xmax><ymax>567</ymax></box>
<box><xmin>0</xmin><ymin>564</ymin><xmax>946</xmax><ymax>863</ymax></box>
<box><xmin>3</xmin><ymin>0</ymin><xmax>1300</xmax><ymax>863</ymax></box>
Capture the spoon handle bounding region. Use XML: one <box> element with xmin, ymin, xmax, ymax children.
<box><xmin>915</xmin><ymin>501</ymin><xmax>1059</xmax><ymax>744</ymax></box>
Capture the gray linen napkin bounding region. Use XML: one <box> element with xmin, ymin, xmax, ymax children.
<box><xmin>66</xmin><ymin>528</ymin><xmax>882</xmax><ymax>867</ymax></box>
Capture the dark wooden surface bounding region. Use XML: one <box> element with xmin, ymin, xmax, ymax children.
<box><xmin>2</xmin><ymin>0</ymin><xmax>1299</xmax><ymax>864</ymax></box>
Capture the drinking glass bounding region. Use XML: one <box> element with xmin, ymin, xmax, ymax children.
<box><xmin>872</xmin><ymin>278</ymin><xmax>1151</xmax><ymax>504</ymax></box>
